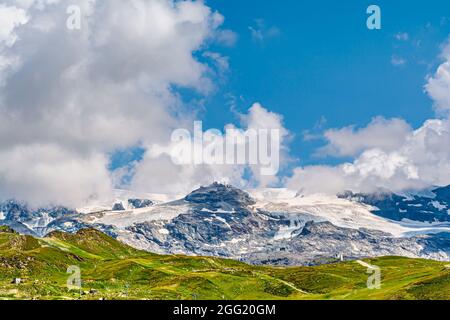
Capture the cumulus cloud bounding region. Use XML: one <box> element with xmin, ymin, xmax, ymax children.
<box><xmin>0</xmin><ymin>4</ymin><xmax>28</xmax><ymax>46</ymax></box>
<box><xmin>0</xmin><ymin>0</ymin><xmax>229</xmax><ymax>206</ymax></box>
<box><xmin>129</xmin><ymin>103</ymin><xmax>290</xmax><ymax>195</ymax></box>
<box><xmin>288</xmin><ymin>119</ymin><xmax>450</xmax><ymax>195</ymax></box>
<box><xmin>286</xmin><ymin>39</ymin><xmax>450</xmax><ymax>195</ymax></box>
<box><xmin>317</xmin><ymin>117</ymin><xmax>412</xmax><ymax>158</ymax></box>
<box><xmin>0</xmin><ymin>4</ymin><xmax>28</xmax><ymax>84</ymax></box>
<box><xmin>425</xmin><ymin>40</ymin><xmax>450</xmax><ymax>115</ymax></box>
<box><xmin>214</xmin><ymin>29</ymin><xmax>238</xmax><ymax>47</ymax></box>
<box><xmin>239</xmin><ymin>103</ymin><xmax>291</xmax><ymax>187</ymax></box>
<box><xmin>0</xmin><ymin>144</ymin><xmax>112</xmax><ymax>207</ymax></box>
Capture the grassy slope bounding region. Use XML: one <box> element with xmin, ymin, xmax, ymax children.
<box><xmin>0</xmin><ymin>226</ymin><xmax>449</xmax><ymax>300</ymax></box>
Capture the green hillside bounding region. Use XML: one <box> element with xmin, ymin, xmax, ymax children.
<box><xmin>0</xmin><ymin>226</ymin><xmax>449</xmax><ymax>300</ymax></box>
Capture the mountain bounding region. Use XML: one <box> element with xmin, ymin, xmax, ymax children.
<box><xmin>1</xmin><ymin>183</ymin><xmax>450</xmax><ymax>266</ymax></box>
<box><xmin>0</xmin><ymin>226</ymin><xmax>449</xmax><ymax>300</ymax></box>
<box><xmin>0</xmin><ymin>194</ymin><xmax>155</xmax><ymax>237</ymax></box>
<box><xmin>339</xmin><ymin>186</ymin><xmax>450</xmax><ymax>223</ymax></box>
<box><xmin>122</xmin><ymin>184</ymin><xmax>450</xmax><ymax>265</ymax></box>
<box><xmin>0</xmin><ymin>201</ymin><xmax>79</xmax><ymax>237</ymax></box>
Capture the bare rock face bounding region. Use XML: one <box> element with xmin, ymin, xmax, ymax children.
<box><xmin>127</xmin><ymin>199</ymin><xmax>153</xmax><ymax>209</ymax></box>
<box><xmin>112</xmin><ymin>202</ymin><xmax>126</xmax><ymax>211</ymax></box>
<box><xmin>185</xmin><ymin>182</ymin><xmax>256</xmax><ymax>210</ymax></box>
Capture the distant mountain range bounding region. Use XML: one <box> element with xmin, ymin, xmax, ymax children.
<box><xmin>1</xmin><ymin>183</ymin><xmax>450</xmax><ymax>266</ymax></box>
<box><xmin>339</xmin><ymin>186</ymin><xmax>450</xmax><ymax>223</ymax></box>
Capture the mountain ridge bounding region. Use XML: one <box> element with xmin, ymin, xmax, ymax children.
<box><xmin>1</xmin><ymin>183</ymin><xmax>450</xmax><ymax>266</ymax></box>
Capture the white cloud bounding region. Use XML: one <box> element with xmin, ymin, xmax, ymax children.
<box><xmin>129</xmin><ymin>103</ymin><xmax>291</xmax><ymax>195</ymax></box>
<box><xmin>317</xmin><ymin>117</ymin><xmax>412</xmax><ymax>158</ymax></box>
<box><xmin>215</xmin><ymin>29</ymin><xmax>238</xmax><ymax>47</ymax></box>
<box><xmin>0</xmin><ymin>4</ymin><xmax>28</xmax><ymax>46</ymax></box>
<box><xmin>130</xmin><ymin>153</ymin><xmax>248</xmax><ymax>196</ymax></box>
<box><xmin>425</xmin><ymin>40</ymin><xmax>450</xmax><ymax>115</ymax></box>
<box><xmin>286</xmin><ymin>165</ymin><xmax>351</xmax><ymax>195</ymax></box>
<box><xmin>0</xmin><ymin>144</ymin><xmax>112</xmax><ymax>208</ymax></box>
<box><xmin>0</xmin><ymin>4</ymin><xmax>28</xmax><ymax>84</ymax></box>
<box><xmin>203</xmin><ymin>51</ymin><xmax>229</xmax><ymax>75</ymax></box>
<box><xmin>0</xmin><ymin>0</ymin><xmax>229</xmax><ymax>206</ymax></box>
<box><xmin>239</xmin><ymin>103</ymin><xmax>291</xmax><ymax>187</ymax></box>
<box><xmin>287</xmin><ymin>119</ymin><xmax>450</xmax><ymax>194</ymax></box>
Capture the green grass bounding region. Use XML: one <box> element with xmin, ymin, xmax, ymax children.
<box><xmin>0</xmin><ymin>227</ymin><xmax>449</xmax><ymax>300</ymax></box>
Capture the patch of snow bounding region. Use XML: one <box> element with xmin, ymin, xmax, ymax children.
<box><xmin>228</xmin><ymin>238</ymin><xmax>243</xmax><ymax>244</ymax></box>
<box><xmin>77</xmin><ymin>189</ymin><xmax>183</xmax><ymax>214</ymax></box>
<box><xmin>274</xmin><ymin>217</ymin><xmax>304</xmax><ymax>241</ymax></box>
<box><xmin>214</xmin><ymin>216</ymin><xmax>231</xmax><ymax>229</ymax></box>
<box><xmin>80</xmin><ymin>202</ymin><xmax>190</xmax><ymax>229</ymax></box>
<box><xmin>248</xmin><ymin>188</ymin><xmax>300</xmax><ymax>201</ymax></box>
<box><xmin>274</xmin><ymin>227</ymin><xmax>295</xmax><ymax>241</ymax></box>
<box><xmin>76</xmin><ymin>206</ymin><xmax>111</xmax><ymax>214</ymax></box>
<box><xmin>399</xmin><ymin>188</ymin><xmax>436</xmax><ymax>199</ymax></box>
<box><xmin>158</xmin><ymin>228</ymin><xmax>169</xmax><ymax>235</ymax></box>
<box><xmin>201</xmin><ymin>208</ymin><xmax>235</xmax><ymax>214</ymax></box>
<box><xmin>253</xmin><ymin>193</ymin><xmax>410</xmax><ymax>237</ymax></box>
<box><xmin>392</xmin><ymin>219</ymin><xmax>450</xmax><ymax>236</ymax></box>
<box><xmin>431</xmin><ymin>201</ymin><xmax>447</xmax><ymax>211</ymax></box>
<box><xmin>252</xmin><ymin>192</ymin><xmax>450</xmax><ymax>238</ymax></box>
<box><xmin>22</xmin><ymin>212</ymin><xmax>55</xmax><ymax>230</ymax></box>
<box><xmin>0</xmin><ymin>211</ymin><xmax>5</xmax><ymax>220</ymax></box>
<box><xmin>113</xmin><ymin>189</ymin><xmax>183</xmax><ymax>204</ymax></box>
<box><xmin>216</xmin><ymin>209</ymin><xmax>236</xmax><ymax>214</ymax></box>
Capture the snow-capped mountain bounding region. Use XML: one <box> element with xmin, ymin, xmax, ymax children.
<box><xmin>1</xmin><ymin>182</ymin><xmax>450</xmax><ymax>265</ymax></box>
<box><xmin>339</xmin><ymin>186</ymin><xmax>450</xmax><ymax>223</ymax></box>
<box><xmin>0</xmin><ymin>201</ymin><xmax>79</xmax><ymax>236</ymax></box>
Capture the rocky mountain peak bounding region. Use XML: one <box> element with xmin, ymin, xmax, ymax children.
<box><xmin>185</xmin><ymin>182</ymin><xmax>256</xmax><ymax>209</ymax></box>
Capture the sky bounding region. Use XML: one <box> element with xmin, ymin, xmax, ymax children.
<box><xmin>0</xmin><ymin>0</ymin><xmax>450</xmax><ymax>207</ymax></box>
<box><xmin>204</xmin><ymin>0</ymin><xmax>450</xmax><ymax>165</ymax></box>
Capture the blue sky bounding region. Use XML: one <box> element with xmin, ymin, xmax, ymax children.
<box><xmin>194</xmin><ymin>0</ymin><xmax>450</xmax><ymax>168</ymax></box>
